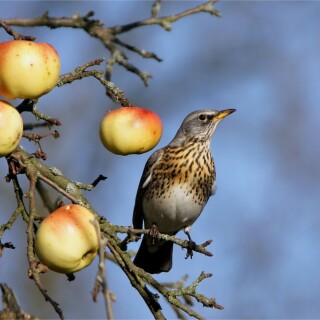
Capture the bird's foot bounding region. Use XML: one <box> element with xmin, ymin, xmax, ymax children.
<box><xmin>184</xmin><ymin>227</ymin><xmax>196</xmax><ymax>259</ymax></box>
<box><xmin>149</xmin><ymin>223</ymin><xmax>160</xmax><ymax>245</ymax></box>
<box><xmin>185</xmin><ymin>239</ymin><xmax>196</xmax><ymax>259</ymax></box>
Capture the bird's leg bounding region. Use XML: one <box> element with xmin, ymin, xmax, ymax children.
<box><xmin>184</xmin><ymin>226</ymin><xmax>196</xmax><ymax>259</ymax></box>
<box><xmin>149</xmin><ymin>223</ymin><xmax>160</xmax><ymax>245</ymax></box>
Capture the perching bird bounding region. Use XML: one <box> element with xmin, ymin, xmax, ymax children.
<box><xmin>132</xmin><ymin>109</ymin><xmax>235</xmax><ymax>273</ymax></box>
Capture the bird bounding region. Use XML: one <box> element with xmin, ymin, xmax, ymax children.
<box><xmin>132</xmin><ymin>109</ymin><xmax>236</xmax><ymax>274</ymax></box>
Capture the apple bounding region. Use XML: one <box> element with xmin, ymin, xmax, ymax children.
<box><xmin>100</xmin><ymin>106</ymin><xmax>162</xmax><ymax>155</ymax></box>
<box><xmin>0</xmin><ymin>40</ymin><xmax>60</xmax><ymax>99</ymax></box>
<box><xmin>34</xmin><ymin>204</ymin><xmax>99</xmax><ymax>274</ymax></box>
<box><xmin>0</xmin><ymin>100</ymin><xmax>23</xmax><ymax>157</ymax></box>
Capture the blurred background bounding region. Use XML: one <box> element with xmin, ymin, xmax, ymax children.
<box><xmin>1</xmin><ymin>1</ymin><xmax>320</xmax><ymax>318</ymax></box>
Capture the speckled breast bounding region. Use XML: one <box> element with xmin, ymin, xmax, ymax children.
<box><xmin>143</xmin><ymin>143</ymin><xmax>216</xmax><ymax>233</ymax></box>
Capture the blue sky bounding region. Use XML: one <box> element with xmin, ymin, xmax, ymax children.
<box><xmin>1</xmin><ymin>1</ymin><xmax>320</xmax><ymax>318</ymax></box>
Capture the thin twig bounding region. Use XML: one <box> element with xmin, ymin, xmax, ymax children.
<box><xmin>113</xmin><ymin>37</ymin><xmax>162</xmax><ymax>62</ymax></box>
<box><xmin>57</xmin><ymin>59</ymin><xmax>131</xmax><ymax>106</ymax></box>
<box><xmin>93</xmin><ymin>71</ymin><xmax>131</xmax><ymax>106</ymax></box>
<box><xmin>137</xmin><ymin>270</ymin><xmax>206</xmax><ymax>319</ymax></box>
<box><xmin>24</xmin><ymin>122</ymin><xmax>55</xmax><ymax>131</ymax></box>
<box><xmin>171</xmin><ymin>272</ymin><xmax>224</xmax><ymax>310</ymax></box>
<box><xmin>109</xmin><ymin>0</ymin><xmax>220</xmax><ymax>33</ymax></box>
<box><xmin>73</xmin><ymin>175</ymin><xmax>107</xmax><ymax>191</ymax></box>
<box><xmin>38</xmin><ymin>174</ymin><xmax>80</xmax><ymax>204</ymax></box>
<box><xmin>0</xmin><ymin>189</ymin><xmax>22</xmax><ymax>240</ymax></box>
<box><xmin>151</xmin><ymin>0</ymin><xmax>162</xmax><ymax>18</ymax></box>
<box><xmin>115</xmin><ymin>226</ymin><xmax>213</xmax><ymax>257</ymax></box>
<box><xmin>0</xmin><ymin>242</ymin><xmax>15</xmax><ymax>257</ymax></box>
<box><xmin>57</xmin><ymin>58</ymin><xmax>104</xmax><ymax>85</ymax></box>
<box><xmin>91</xmin><ymin>175</ymin><xmax>108</xmax><ymax>188</ymax></box>
<box><xmin>0</xmin><ymin>174</ymin><xmax>29</xmax><ymax>240</ymax></box>
<box><xmin>25</xmin><ymin>165</ymin><xmax>64</xmax><ymax>319</ymax></box>
<box><xmin>105</xmin><ymin>238</ymin><xmax>165</xmax><ymax>319</ymax></box>
<box><xmin>4</xmin><ymin>1</ymin><xmax>220</xmax><ymax>85</ymax></box>
<box><xmin>92</xmin><ymin>220</ymin><xmax>114</xmax><ymax>319</ymax></box>
<box><xmin>0</xmin><ymin>207</ymin><xmax>21</xmax><ymax>239</ymax></box>
<box><xmin>16</xmin><ymin>99</ymin><xmax>61</xmax><ymax>126</ymax></box>
<box><xmin>11</xmin><ymin>175</ymin><xmax>30</xmax><ymax>223</ymax></box>
<box><xmin>36</xmin><ymin>180</ymin><xmax>55</xmax><ymax>213</ymax></box>
<box><xmin>0</xmin><ymin>283</ymin><xmax>21</xmax><ymax>313</ymax></box>
<box><xmin>23</xmin><ymin>131</ymin><xmax>60</xmax><ymax>160</ymax></box>
<box><xmin>0</xmin><ymin>19</ymin><xmax>35</xmax><ymax>40</ymax></box>
<box><xmin>0</xmin><ymin>283</ymin><xmax>40</xmax><ymax>319</ymax></box>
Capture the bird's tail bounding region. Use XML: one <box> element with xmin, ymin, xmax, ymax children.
<box><xmin>133</xmin><ymin>236</ymin><xmax>173</xmax><ymax>274</ymax></box>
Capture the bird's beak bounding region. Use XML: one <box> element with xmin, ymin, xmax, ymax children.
<box><xmin>215</xmin><ymin>109</ymin><xmax>236</xmax><ymax>120</ymax></box>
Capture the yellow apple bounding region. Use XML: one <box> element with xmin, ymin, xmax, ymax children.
<box><xmin>0</xmin><ymin>40</ymin><xmax>60</xmax><ymax>99</ymax></box>
<box><xmin>0</xmin><ymin>100</ymin><xmax>23</xmax><ymax>157</ymax></box>
<box><xmin>100</xmin><ymin>106</ymin><xmax>162</xmax><ymax>155</ymax></box>
<box><xmin>34</xmin><ymin>204</ymin><xmax>99</xmax><ymax>274</ymax></box>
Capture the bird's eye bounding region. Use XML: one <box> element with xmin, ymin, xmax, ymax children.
<box><xmin>198</xmin><ymin>114</ymin><xmax>206</xmax><ymax>121</ymax></box>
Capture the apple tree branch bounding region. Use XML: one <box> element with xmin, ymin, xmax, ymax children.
<box><xmin>0</xmin><ymin>1</ymin><xmax>222</xmax><ymax>318</ymax></box>
<box><xmin>3</xmin><ymin>0</ymin><xmax>220</xmax><ymax>86</ymax></box>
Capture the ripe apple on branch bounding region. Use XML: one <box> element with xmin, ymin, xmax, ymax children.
<box><xmin>100</xmin><ymin>106</ymin><xmax>162</xmax><ymax>155</ymax></box>
<box><xmin>0</xmin><ymin>40</ymin><xmax>60</xmax><ymax>100</ymax></box>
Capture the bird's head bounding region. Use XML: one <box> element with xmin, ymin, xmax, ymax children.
<box><xmin>169</xmin><ymin>109</ymin><xmax>236</xmax><ymax>146</ymax></box>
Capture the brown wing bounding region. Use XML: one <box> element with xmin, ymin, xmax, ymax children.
<box><xmin>132</xmin><ymin>148</ymin><xmax>164</xmax><ymax>229</ymax></box>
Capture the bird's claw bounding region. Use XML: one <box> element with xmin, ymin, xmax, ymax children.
<box><xmin>149</xmin><ymin>223</ymin><xmax>159</xmax><ymax>245</ymax></box>
<box><xmin>184</xmin><ymin>240</ymin><xmax>196</xmax><ymax>259</ymax></box>
<box><xmin>184</xmin><ymin>227</ymin><xmax>196</xmax><ymax>259</ymax></box>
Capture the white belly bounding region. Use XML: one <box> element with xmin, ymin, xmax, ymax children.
<box><xmin>142</xmin><ymin>184</ymin><xmax>203</xmax><ymax>234</ymax></box>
